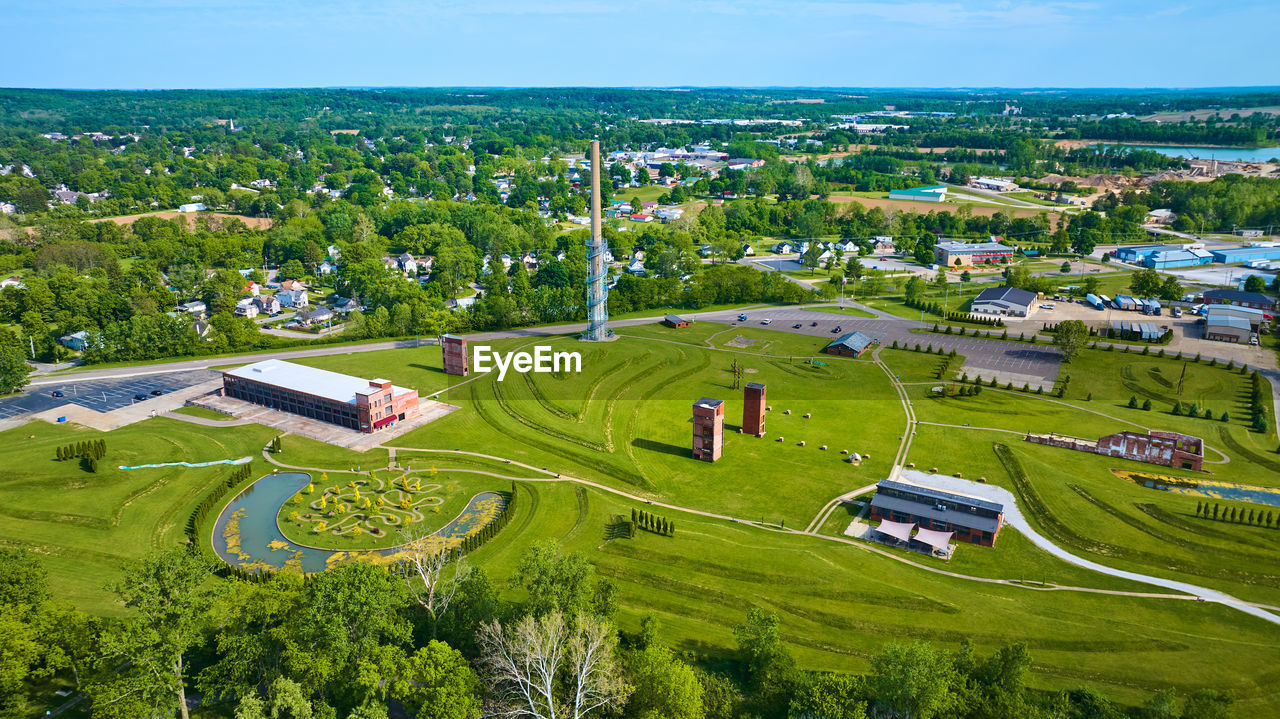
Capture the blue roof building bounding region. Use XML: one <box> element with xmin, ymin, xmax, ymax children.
<box><xmin>1145</xmin><ymin>249</ymin><xmax>1214</xmax><ymax>269</ymax></box>
<box><xmin>1210</xmin><ymin>246</ymin><xmax>1280</xmax><ymax>264</ymax></box>
<box><xmin>1113</xmin><ymin>244</ymin><xmax>1166</xmax><ymax>263</ymax></box>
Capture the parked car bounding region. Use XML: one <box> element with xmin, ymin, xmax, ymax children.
<box><xmin>133</xmin><ymin>393</ymin><xmax>148</xmax><ymax>401</ymax></box>
<box><xmin>150</xmin><ymin>389</ymin><xmax>164</xmax><ymax>396</ymax></box>
<box><xmin>760</xmin><ymin>318</ymin><xmax>772</xmax><ymax>325</ymax></box>
<box><xmin>737</xmin><ymin>313</ymin><xmax>748</xmax><ymax>321</ymax></box>
<box><xmin>792</xmin><ymin>323</ymin><xmax>803</xmax><ymax>329</ymax></box>
<box><xmin>1039</xmin><ymin>303</ymin><xmax>1056</xmax><ymax>310</ymax></box>
<box><xmin>832</xmin><ymin>326</ymin><xmax>842</xmax><ymax>333</ymax></box>
<box><xmin>810</xmin><ymin>321</ymin><xmax>817</xmax><ymax>326</ymax></box>
<box><xmin>51</xmin><ymin>390</ymin><xmax>64</xmax><ymax>398</ymax></box>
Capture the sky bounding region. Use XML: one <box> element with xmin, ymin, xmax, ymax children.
<box><xmin>7</xmin><ymin>0</ymin><xmax>1279</xmax><ymax>89</ymax></box>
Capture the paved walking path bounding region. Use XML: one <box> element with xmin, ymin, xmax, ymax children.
<box><xmin>897</xmin><ymin>469</ymin><xmax>1280</xmax><ymax>626</ymax></box>
<box><xmin>824</xmin><ymin>346</ymin><xmax>1280</xmax><ymax>627</ymax></box>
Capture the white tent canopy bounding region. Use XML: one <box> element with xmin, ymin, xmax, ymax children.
<box><xmin>914</xmin><ymin>527</ymin><xmax>954</xmax><ymax>551</ymax></box>
<box><xmin>875</xmin><ymin>519</ymin><xmax>915</xmax><ymax>544</ymax></box>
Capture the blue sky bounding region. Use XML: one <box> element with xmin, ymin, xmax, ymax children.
<box><xmin>9</xmin><ymin>1</ymin><xmax>1278</xmax><ymax>89</ymax></box>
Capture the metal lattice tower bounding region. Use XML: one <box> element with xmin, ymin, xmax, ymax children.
<box><xmin>583</xmin><ymin>139</ymin><xmax>611</xmax><ymax>341</ymax></box>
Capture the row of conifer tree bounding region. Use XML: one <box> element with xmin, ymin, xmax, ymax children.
<box><xmin>632</xmin><ymin>508</ymin><xmax>675</xmax><ymax>536</ymax></box>
<box><xmin>56</xmin><ymin>439</ymin><xmax>106</xmax><ymax>462</ymax></box>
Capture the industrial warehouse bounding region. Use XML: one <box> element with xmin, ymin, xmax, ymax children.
<box><xmin>220</xmin><ymin>359</ymin><xmax>421</xmax><ymax>433</ymax></box>
<box><xmin>933</xmin><ymin>239</ymin><xmax>1015</xmax><ymax>267</ymax></box>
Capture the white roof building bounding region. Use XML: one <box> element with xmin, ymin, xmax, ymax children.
<box><xmin>224</xmin><ymin>359</ymin><xmax>414</xmax><ymax>405</ymax></box>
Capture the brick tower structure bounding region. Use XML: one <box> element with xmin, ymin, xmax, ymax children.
<box><xmin>743</xmin><ymin>382</ymin><xmax>766</xmax><ymax>437</ymax></box>
<box><xmin>692</xmin><ymin>397</ymin><xmax>724</xmax><ymax>462</ymax></box>
<box><xmin>441</xmin><ymin>334</ymin><xmax>468</xmax><ymax>376</ymax></box>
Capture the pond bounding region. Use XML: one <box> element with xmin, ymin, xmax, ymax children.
<box><xmin>211</xmin><ymin>471</ymin><xmax>506</xmax><ymax>573</ymax></box>
<box><xmin>1094</xmin><ymin>143</ymin><xmax>1280</xmax><ymax>163</ymax></box>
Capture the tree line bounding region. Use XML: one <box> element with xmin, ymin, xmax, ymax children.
<box><xmin>0</xmin><ymin>541</ymin><xmax>1240</xmax><ymax>719</ymax></box>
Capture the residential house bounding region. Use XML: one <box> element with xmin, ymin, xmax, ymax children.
<box><xmin>627</xmin><ymin>257</ymin><xmax>646</xmax><ymax>275</ymax></box>
<box><xmin>255</xmin><ymin>295</ymin><xmax>281</xmax><ymax>315</ymax></box>
<box><xmin>319</xmin><ymin>261</ymin><xmax>336</xmax><ymax>276</ymax></box>
<box><xmin>177</xmin><ymin>202</ymin><xmax>206</xmax><ymax>213</ymax></box>
<box><xmin>276</xmin><ymin>289</ymin><xmax>309</xmax><ymax>309</ymax></box>
<box><xmin>772</xmin><ymin>242</ymin><xmax>794</xmax><ymax>254</ymax></box>
<box><xmin>334</xmin><ymin>297</ymin><xmax>362</xmax><ymax>314</ymax></box>
<box><xmin>235</xmin><ymin>299</ymin><xmax>260</xmax><ymax>318</ymax></box>
<box><xmin>279</xmin><ymin>279</ymin><xmax>308</xmax><ymax>292</ymax></box>
<box><xmin>742</xmin><ymin>243</ymin><xmax>755</xmax><ymax>256</ymax></box>
<box><xmin>302</xmin><ymin>307</ymin><xmax>334</xmax><ymax>326</ymax></box>
<box><xmin>0</xmin><ymin>277</ymin><xmax>23</xmax><ymax>290</ymax></box>
<box><xmin>327</xmin><ymin>244</ymin><xmax>342</xmax><ymax>260</ymax></box>
<box><xmin>58</xmin><ymin>330</ymin><xmax>91</xmax><ymax>351</ymax></box>
<box><xmin>178</xmin><ymin>300</ymin><xmax>207</xmax><ymax>316</ymax></box>
<box><xmin>397</xmin><ymin>253</ymin><xmax>419</xmax><ymax>274</ymax></box>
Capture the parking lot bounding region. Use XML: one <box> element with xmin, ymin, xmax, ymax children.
<box><xmin>0</xmin><ymin>370</ymin><xmax>219</xmax><ymax>421</ymax></box>
<box><xmin>700</xmin><ymin>307</ymin><xmax>1063</xmax><ymax>383</ymax></box>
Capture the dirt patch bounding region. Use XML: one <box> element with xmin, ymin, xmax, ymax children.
<box><xmin>89</xmin><ymin>211</ymin><xmax>273</xmax><ymax>230</ymax></box>
<box><xmin>726</xmin><ymin>336</ymin><xmax>756</xmax><ymax>348</ymax></box>
<box><xmin>828</xmin><ymin>195</ymin><xmax>1050</xmax><ymax>219</ymax></box>
<box><xmin>1139</xmin><ymin>107</ymin><xmax>1280</xmax><ymax>123</ymax></box>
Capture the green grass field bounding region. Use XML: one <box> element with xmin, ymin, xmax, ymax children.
<box><xmin>10</xmin><ymin>322</ymin><xmax>1280</xmax><ymax>712</ymax></box>
<box><xmin>466</xmin><ymin>480</ymin><xmax>1280</xmax><ymax>712</ymax></box>
<box><xmin>170</xmin><ymin>405</ymin><xmax>236</xmax><ymax>421</ymax></box>
<box><xmin>0</xmin><ymin>418</ymin><xmax>275</xmax><ymax>614</ymax></box>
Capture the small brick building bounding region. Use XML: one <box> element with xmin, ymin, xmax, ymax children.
<box><xmin>743</xmin><ymin>382</ymin><xmax>766</xmax><ymax>437</ymax></box>
<box><xmin>1025</xmin><ymin>429</ymin><xmax>1204</xmax><ymax>471</ymax></box>
<box><xmin>692</xmin><ymin>397</ymin><xmax>724</xmax><ymax>462</ymax></box>
<box><xmin>1096</xmin><ymin>430</ymin><xmax>1204</xmax><ymax>471</ymax></box>
<box><xmin>441</xmin><ymin>334</ymin><xmax>468</xmax><ymax>376</ymax></box>
<box><xmin>662</xmin><ymin>314</ymin><xmax>691</xmax><ymax>328</ymax></box>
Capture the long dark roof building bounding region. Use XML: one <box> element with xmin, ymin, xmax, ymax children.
<box><xmin>1202</xmin><ymin>289</ymin><xmax>1275</xmax><ymax>311</ymax></box>
<box><xmin>869</xmin><ymin>478</ymin><xmax>1004</xmax><ymax>546</ymax></box>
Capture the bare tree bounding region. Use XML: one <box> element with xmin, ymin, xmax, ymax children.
<box><xmin>476</xmin><ymin>612</ymin><xmax>629</xmax><ymax>719</ymax></box>
<box><xmin>398</xmin><ymin>528</ymin><xmax>465</xmax><ymax>622</ymax></box>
